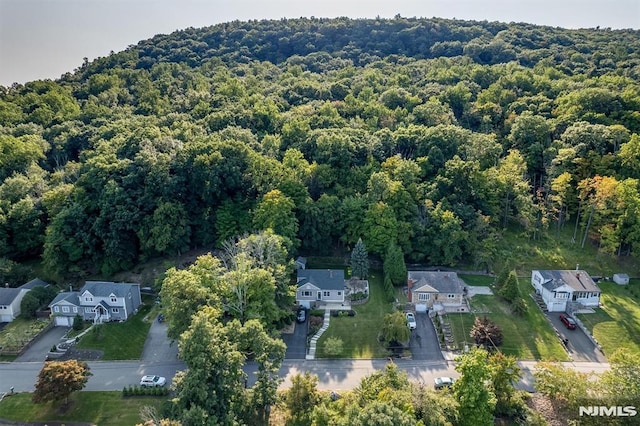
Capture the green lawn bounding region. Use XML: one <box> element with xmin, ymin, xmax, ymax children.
<box><xmin>0</xmin><ymin>392</ymin><xmax>165</xmax><ymax>425</ymax></box>
<box><xmin>316</xmin><ymin>270</ymin><xmax>394</xmax><ymax>358</ymax></box>
<box><xmin>448</xmin><ymin>294</ymin><xmax>568</xmax><ymax>361</ymax></box>
<box><xmin>76</xmin><ymin>302</ymin><xmax>155</xmax><ymax>360</ymax></box>
<box><xmin>459</xmin><ymin>274</ymin><xmax>495</xmax><ymax>287</ymax></box>
<box><xmin>576</xmin><ymin>280</ymin><xmax>640</xmax><ymax>358</ymax></box>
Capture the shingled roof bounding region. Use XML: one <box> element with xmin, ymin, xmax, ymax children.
<box><xmin>408</xmin><ymin>271</ymin><xmax>465</xmax><ymax>294</ymax></box>
<box><xmin>537</xmin><ymin>270</ymin><xmax>600</xmax><ymax>293</ymax></box>
<box><xmin>297</xmin><ymin>269</ymin><xmax>345</xmax><ymax>290</ymax></box>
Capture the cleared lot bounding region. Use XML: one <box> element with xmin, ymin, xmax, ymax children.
<box><xmin>546</xmin><ymin>312</ymin><xmax>607</xmax><ymax>363</ymax></box>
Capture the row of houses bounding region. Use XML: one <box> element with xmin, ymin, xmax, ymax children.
<box><xmin>0</xmin><ymin>267</ymin><xmax>614</xmax><ymax>325</ymax></box>
<box><xmin>295</xmin><ymin>267</ymin><xmax>606</xmax><ymax>313</ymax></box>
<box><xmin>0</xmin><ymin>280</ymin><xmax>141</xmax><ymax>325</ymax></box>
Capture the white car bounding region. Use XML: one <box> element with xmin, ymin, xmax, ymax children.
<box><xmin>140</xmin><ymin>375</ymin><xmax>166</xmax><ymax>387</ymax></box>
<box><xmin>434</xmin><ymin>376</ymin><xmax>455</xmax><ymax>389</ymax></box>
<box><xmin>405</xmin><ymin>312</ymin><xmax>417</xmax><ymax>330</ymax></box>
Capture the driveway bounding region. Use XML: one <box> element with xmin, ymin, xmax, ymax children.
<box><xmin>408</xmin><ymin>313</ymin><xmax>444</xmax><ymax>361</ymax></box>
<box><xmin>546</xmin><ymin>312</ymin><xmax>607</xmax><ymax>363</ymax></box>
<box><xmin>140</xmin><ymin>314</ymin><xmax>179</xmax><ymax>363</ymax></box>
<box><xmin>14</xmin><ymin>325</ymin><xmax>70</xmax><ymax>362</ymax></box>
<box><xmin>282</xmin><ymin>320</ymin><xmax>308</xmax><ymax>359</ymax></box>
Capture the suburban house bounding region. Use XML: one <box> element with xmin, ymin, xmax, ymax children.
<box><xmin>49</xmin><ymin>281</ymin><xmax>142</xmax><ymax>326</ymax></box>
<box><xmin>407</xmin><ymin>271</ymin><xmax>468</xmax><ymax>313</ymax></box>
<box><xmin>0</xmin><ymin>278</ymin><xmax>49</xmax><ymax>323</ymax></box>
<box><xmin>531</xmin><ymin>270</ymin><xmax>601</xmax><ymax>312</ymax></box>
<box><xmin>296</xmin><ymin>269</ymin><xmax>345</xmax><ymax>309</ymax></box>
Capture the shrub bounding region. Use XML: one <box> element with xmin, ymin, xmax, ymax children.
<box><xmin>324</xmin><ymin>337</ymin><xmax>343</xmax><ymax>356</ymax></box>
<box><xmin>72</xmin><ymin>314</ymin><xmax>83</xmax><ymax>331</ymax></box>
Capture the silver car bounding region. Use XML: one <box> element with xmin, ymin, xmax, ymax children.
<box><xmin>140</xmin><ymin>375</ymin><xmax>166</xmax><ymax>387</ymax></box>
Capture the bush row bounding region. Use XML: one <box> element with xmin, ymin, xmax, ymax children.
<box><xmin>122</xmin><ymin>385</ymin><xmax>169</xmax><ymax>397</ymax></box>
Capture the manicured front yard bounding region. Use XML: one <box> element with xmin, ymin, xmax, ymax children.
<box><xmin>76</xmin><ymin>302</ymin><xmax>155</xmax><ymax>360</ymax></box>
<box><xmin>576</xmin><ymin>280</ymin><xmax>640</xmax><ymax>358</ymax></box>
<box><xmin>458</xmin><ymin>274</ymin><xmax>495</xmax><ymax>287</ymax></box>
<box><xmin>316</xmin><ymin>270</ymin><xmax>394</xmax><ymax>358</ymax></box>
<box><xmin>448</xmin><ymin>294</ymin><xmax>568</xmax><ymax>361</ymax></box>
<box><xmin>0</xmin><ymin>392</ymin><xmax>165</xmax><ymax>426</ymax></box>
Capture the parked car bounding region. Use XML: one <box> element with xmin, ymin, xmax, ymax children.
<box><xmin>157</xmin><ymin>313</ymin><xmax>165</xmax><ymax>323</ymax></box>
<box><xmin>559</xmin><ymin>313</ymin><xmax>577</xmax><ymax>330</ymax></box>
<box><xmin>405</xmin><ymin>312</ymin><xmax>417</xmax><ymax>330</ymax></box>
<box><xmin>140</xmin><ymin>375</ymin><xmax>166</xmax><ymax>387</ymax></box>
<box><xmin>434</xmin><ymin>376</ymin><xmax>455</xmax><ymax>390</ymax></box>
<box><xmin>296</xmin><ymin>308</ymin><xmax>306</xmax><ymax>323</ymax></box>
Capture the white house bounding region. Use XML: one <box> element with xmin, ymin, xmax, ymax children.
<box><xmin>0</xmin><ymin>278</ymin><xmax>49</xmax><ymax>323</ymax></box>
<box><xmin>296</xmin><ymin>269</ymin><xmax>345</xmax><ymax>309</ymax></box>
<box><xmin>49</xmin><ymin>281</ymin><xmax>141</xmax><ymax>326</ymax></box>
<box><xmin>531</xmin><ymin>270</ymin><xmax>601</xmax><ymax>312</ymax></box>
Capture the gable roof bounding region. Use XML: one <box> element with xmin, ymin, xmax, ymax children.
<box><xmin>297</xmin><ymin>269</ymin><xmax>345</xmax><ymax>291</ymax></box>
<box><xmin>537</xmin><ymin>270</ymin><xmax>600</xmax><ymax>293</ymax></box>
<box><xmin>49</xmin><ymin>291</ymin><xmax>80</xmax><ymax>307</ymax></box>
<box><xmin>408</xmin><ymin>271</ymin><xmax>465</xmax><ymax>294</ymax></box>
<box><xmin>0</xmin><ymin>287</ymin><xmax>22</xmax><ymax>306</ymax></box>
<box><xmin>19</xmin><ymin>278</ymin><xmax>49</xmax><ymax>291</ymax></box>
<box><xmin>82</xmin><ymin>281</ymin><xmax>139</xmax><ymax>297</ymax></box>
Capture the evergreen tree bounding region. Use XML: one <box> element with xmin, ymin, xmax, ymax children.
<box><xmin>499</xmin><ymin>270</ymin><xmax>520</xmax><ymax>302</ymax></box>
<box><xmin>383</xmin><ymin>241</ymin><xmax>407</xmax><ymax>285</ymax></box>
<box><xmin>350</xmin><ymin>238</ymin><xmax>369</xmax><ymax>279</ymax></box>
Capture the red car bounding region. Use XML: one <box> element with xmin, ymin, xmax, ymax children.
<box><xmin>559</xmin><ymin>314</ymin><xmax>577</xmax><ymax>330</ymax></box>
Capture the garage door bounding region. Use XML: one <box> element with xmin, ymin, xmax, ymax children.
<box><xmin>55</xmin><ymin>316</ymin><xmax>72</xmax><ymax>326</ymax></box>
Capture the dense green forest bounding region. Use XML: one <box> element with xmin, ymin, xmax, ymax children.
<box><xmin>1</xmin><ymin>16</ymin><xmax>640</xmax><ymax>282</ymax></box>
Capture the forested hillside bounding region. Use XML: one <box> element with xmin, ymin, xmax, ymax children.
<box><xmin>1</xmin><ymin>16</ymin><xmax>640</xmax><ymax>281</ymax></box>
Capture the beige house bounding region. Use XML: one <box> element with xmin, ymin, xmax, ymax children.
<box><xmin>407</xmin><ymin>271</ymin><xmax>467</xmax><ymax>313</ymax></box>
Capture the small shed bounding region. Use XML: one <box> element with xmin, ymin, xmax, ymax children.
<box><xmin>613</xmin><ymin>273</ymin><xmax>630</xmax><ymax>285</ymax></box>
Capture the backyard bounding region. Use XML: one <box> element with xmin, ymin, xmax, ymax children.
<box><xmin>0</xmin><ymin>391</ymin><xmax>165</xmax><ymax>426</ymax></box>
<box><xmin>316</xmin><ymin>269</ymin><xmax>395</xmax><ymax>358</ymax></box>
<box><xmin>576</xmin><ymin>280</ymin><xmax>640</xmax><ymax>358</ymax></box>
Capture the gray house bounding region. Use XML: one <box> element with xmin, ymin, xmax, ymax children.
<box><xmin>49</xmin><ymin>281</ymin><xmax>141</xmax><ymax>326</ymax></box>
<box><xmin>296</xmin><ymin>269</ymin><xmax>345</xmax><ymax>309</ymax></box>
<box><xmin>408</xmin><ymin>271</ymin><xmax>467</xmax><ymax>313</ymax></box>
<box><xmin>0</xmin><ymin>278</ymin><xmax>49</xmax><ymax>323</ymax></box>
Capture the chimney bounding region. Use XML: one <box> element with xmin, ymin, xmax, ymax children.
<box><xmin>576</xmin><ymin>264</ymin><xmax>580</xmax><ymax>271</ymax></box>
<box><xmin>329</xmin><ymin>270</ymin><xmax>332</xmax><ymax>278</ymax></box>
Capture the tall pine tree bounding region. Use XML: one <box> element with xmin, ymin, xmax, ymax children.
<box><xmin>350</xmin><ymin>238</ymin><xmax>369</xmax><ymax>279</ymax></box>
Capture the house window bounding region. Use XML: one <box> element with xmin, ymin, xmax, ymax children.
<box><xmin>554</xmin><ymin>292</ymin><xmax>569</xmax><ymax>299</ymax></box>
<box><xmin>418</xmin><ymin>293</ymin><xmax>430</xmax><ymax>301</ymax></box>
<box><xmin>302</xmin><ymin>290</ymin><xmax>312</xmax><ymax>297</ymax></box>
<box><xmin>323</xmin><ymin>291</ymin><xmax>331</xmax><ymax>297</ymax></box>
<box><xmin>73</xmin><ymin>307</ymin><xmax>78</xmax><ymax>313</ymax></box>
<box><xmin>84</xmin><ymin>296</ymin><xmax>92</xmax><ymax>302</ymax></box>
<box><xmin>337</xmin><ymin>291</ymin><xmax>342</xmax><ymax>296</ymax></box>
<box><xmin>62</xmin><ymin>306</ymin><xmax>69</xmax><ymax>313</ymax></box>
<box><xmin>85</xmin><ymin>307</ymin><xmax>94</xmax><ymax>313</ymax></box>
<box><xmin>110</xmin><ymin>296</ymin><xmax>117</xmax><ymax>303</ymax></box>
<box><xmin>54</xmin><ymin>306</ymin><xmax>59</xmax><ymax>313</ymax></box>
<box><xmin>112</xmin><ymin>308</ymin><xmax>119</xmax><ymax>313</ymax></box>
<box><xmin>447</xmin><ymin>294</ymin><xmax>456</xmax><ymax>299</ymax></box>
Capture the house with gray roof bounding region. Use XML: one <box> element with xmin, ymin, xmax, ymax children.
<box><xmin>296</xmin><ymin>269</ymin><xmax>345</xmax><ymax>308</ymax></box>
<box><xmin>407</xmin><ymin>271</ymin><xmax>468</xmax><ymax>313</ymax></box>
<box><xmin>531</xmin><ymin>270</ymin><xmax>600</xmax><ymax>312</ymax></box>
<box><xmin>0</xmin><ymin>278</ymin><xmax>49</xmax><ymax>323</ymax></box>
<box><xmin>49</xmin><ymin>281</ymin><xmax>141</xmax><ymax>326</ymax></box>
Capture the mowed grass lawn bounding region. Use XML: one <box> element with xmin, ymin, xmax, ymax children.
<box><xmin>76</xmin><ymin>301</ymin><xmax>155</xmax><ymax>360</ymax></box>
<box><xmin>448</xmin><ymin>293</ymin><xmax>568</xmax><ymax>361</ymax></box>
<box><xmin>0</xmin><ymin>392</ymin><xmax>165</xmax><ymax>426</ymax></box>
<box><xmin>576</xmin><ymin>280</ymin><xmax>640</xmax><ymax>358</ymax></box>
<box><xmin>316</xmin><ymin>269</ymin><xmax>394</xmax><ymax>358</ymax></box>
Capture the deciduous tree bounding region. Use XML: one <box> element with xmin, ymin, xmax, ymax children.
<box><xmin>33</xmin><ymin>360</ymin><xmax>91</xmax><ymax>407</ymax></box>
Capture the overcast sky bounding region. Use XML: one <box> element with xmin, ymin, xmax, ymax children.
<box><xmin>1</xmin><ymin>0</ymin><xmax>638</xmax><ymax>86</ymax></box>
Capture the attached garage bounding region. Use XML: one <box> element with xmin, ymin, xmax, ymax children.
<box><xmin>54</xmin><ymin>316</ymin><xmax>73</xmax><ymax>326</ymax></box>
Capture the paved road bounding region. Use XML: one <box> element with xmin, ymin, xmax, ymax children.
<box><xmin>0</xmin><ymin>358</ymin><xmax>610</xmax><ymax>394</ymax></box>
<box><xmin>546</xmin><ymin>312</ymin><xmax>607</xmax><ymax>363</ymax></box>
